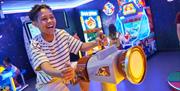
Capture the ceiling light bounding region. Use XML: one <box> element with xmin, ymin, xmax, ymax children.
<box><xmin>2</xmin><ymin>0</ymin><xmax>93</xmax><ymax>14</ymax></box>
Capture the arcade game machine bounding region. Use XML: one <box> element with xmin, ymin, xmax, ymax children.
<box><xmin>20</xmin><ymin>16</ymin><xmax>41</xmax><ymax>62</ymax></box>
<box><xmin>0</xmin><ymin>58</ymin><xmax>28</xmax><ymax>91</ymax></box>
<box><xmin>115</xmin><ymin>1</ymin><xmax>150</xmax><ymax>49</ymax></box>
<box><xmin>117</xmin><ymin>0</ymin><xmax>156</xmax><ymax>56</ymax></box>
<box><xmin>0</xmin><ymin>66</ymin><xmax>16</xmax><ymax>91</ymax></box>
<box><xmin>79</xmin><ymin>10</ymin><xmax>104</xmax><ymax>55</ymax></box>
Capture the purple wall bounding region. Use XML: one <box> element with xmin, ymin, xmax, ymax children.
<box><xmin>149</xmin><ymin>0</ymin><xmax>180</xmax><ymax>51</ymax></box>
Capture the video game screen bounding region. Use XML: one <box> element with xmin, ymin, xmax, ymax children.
<box><xmin>24</xmin><ymin>22</ymin><xmax>41</xmax><ymax>39</ymax></box>
<box><xmin>80</xmin><ymin>10</ymin><xmax>102</xmax><ymax>42</ymax></box>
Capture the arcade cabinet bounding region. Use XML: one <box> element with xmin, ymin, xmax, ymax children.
<box><xmin>0</xmin><ymin>69</ymin><xmax>15</xmax><ymax>91</ymax></box>
<box><xmin>115</xmin><ymin>1</ymin><xmax>150</xmax><ymax>49</ymax></box>
<box><xmin>0</xmin><ymin>66</ymin><xmax>27</xmax><ymax>91</ymax></box>
<box><xmin>79</xmin><ymin>10</ymin><xmax>104</xmax><ymax>55</ymax></box>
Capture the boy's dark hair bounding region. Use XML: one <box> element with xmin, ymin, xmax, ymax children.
<box><xmin>3</xmin><ymin>57</ymin><xmax>11</xmax><ymax>64</ymax></box>
<box><xmin>29</xmin><ymin>4</ymin><xmax>52</xmax><ymax>21</ymax></box>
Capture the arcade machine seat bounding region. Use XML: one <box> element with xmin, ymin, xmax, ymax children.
<box><xmin>168</xmin><ymin>71</ymin><xmax>180</xmax><ymax>91</ymax></box>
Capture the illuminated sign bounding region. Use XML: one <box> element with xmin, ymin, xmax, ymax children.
<box><xmin>2</xmin><ymin>0</ymin><xmax>94</xmax><ymax>14</ymax></box>
<box><xmin>125</xmin><ymin>0</ymin><xmax>146</xmax><ymax>7</ymax></box>
<box><xmin>103</xmin><ymin>2</ymin><xmax>115</xmax><ymax>16</ymax></box>
<box><xmin>123</xmin><ymin>3</ymin><xmax>136</xmax><ymax>15</ymax></box>
<box><xmin>80</xmin><ymin>11</ymin><xmax>98</xmax><ymax>16</ymax></box>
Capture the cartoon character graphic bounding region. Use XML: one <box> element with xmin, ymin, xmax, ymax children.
<box><xmin>85</xmin><ymin>17</ymin><xmax>96</xmax><ymax>29</ymax></box>
<box><xmin>96</xmin><ymin>66</ymin><xmax>110</xmax><ymax>77</ymax></box>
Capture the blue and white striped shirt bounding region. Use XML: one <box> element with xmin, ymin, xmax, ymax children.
<box><xmin>29</xmin><ymin>29</ymin><xmax>83</xmax><ymax>84</ymax></box>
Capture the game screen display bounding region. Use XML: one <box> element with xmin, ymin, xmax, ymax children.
<box><xmin>123</xmin><ymin>16</ymin><xmax>150</xmax><ymax>40</ymax></box>
<box><xmin>80</xmin><ymin>10</ymin><xmax>102</xmax><ymax>42</ymax></box>
<box><xmin>124</xmin><ymin>20</ymin><xmax>141</xmax><ymax>37</ymax></box>
<box><xmin>25</xmin><ymin>22</ymin><xmax>41</xmax><ymax>39</ymax></box>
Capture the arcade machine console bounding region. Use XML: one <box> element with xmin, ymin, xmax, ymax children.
<box><xmin>75</xmin><ymin>45</ymin><xmax>147</xmax><ymax>91</ymax></box>
<box><xmin>115</xmin><ymin>1</ymin><xmax>150</xmax><ymax>49</ymax></box>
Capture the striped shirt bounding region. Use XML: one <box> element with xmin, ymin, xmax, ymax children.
<box><xmin>29</xmin><ymin>29</ymin><xmax>83</xmax><ymax>85</ymax></box>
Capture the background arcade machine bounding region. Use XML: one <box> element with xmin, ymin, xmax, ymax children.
<box><xmin>20</xmin><ymin>16</ymin><xmax>41</xmax><ymax>65</ymax></box>
<box><xmin>0</xmin><ymin>65</ymin><xmax>27</xmax><ymax>91</ymax></box>
<box><xmin>0</xmin><ymin>67</ymin><xmax>15</xmax><ymax>91</ymax></box>
<box><xmin>115</xmin><ymin>1</ymin><xmax>150</xmax><ymax>49</ymax></box>
<box><xmin>79</xmin><ymin>10</ymin><xmax>104</xmax><ymax>55</ymax></box>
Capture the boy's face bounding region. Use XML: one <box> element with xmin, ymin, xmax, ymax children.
<box><xmin>33</xmin><ymin>8</ymin><xmax>56</xmax><ymax>35</ymax></box>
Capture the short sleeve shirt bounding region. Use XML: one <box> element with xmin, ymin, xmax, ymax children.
<box><xmin>29</xmin><ymin>29</ymin><xmax>83</xmax><ymax>84</ymax></box>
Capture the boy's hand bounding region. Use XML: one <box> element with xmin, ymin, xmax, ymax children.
<box><xmin>96</xmin><ymin>32</ymin><xmax>108</xmax><ymax>46</ymax></box>
<box><xmin>60</xmin><ymin>63</ymin><xmax>75</xmax><ymax>82</ymax></box>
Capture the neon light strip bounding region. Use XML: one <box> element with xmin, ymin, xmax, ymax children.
<box><xmin>2</xmin><ymin>0</ymin><xmax>93</xmax><ymax>14</ymax></box>
<box><xmin>168</xmin><ymin>81</ymin><xmax>180</xmax><ymax>90</ymax></box>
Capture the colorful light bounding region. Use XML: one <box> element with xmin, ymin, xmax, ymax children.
<box><xmin>103</xmin><ymin>2</ymin><xmax>115</xmax><ymax>16</ymax></box>
<box><xmin>2</xmin><ymin>0</ymin><xmax>93</xmax><ymax>14</ymax></box>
